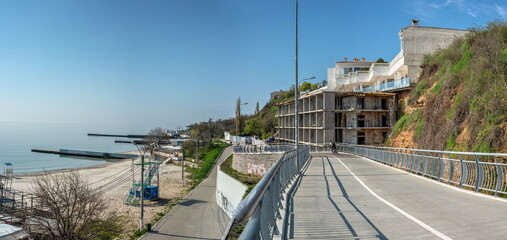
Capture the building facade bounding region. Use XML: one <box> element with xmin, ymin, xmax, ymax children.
<box><xmin>276</xmin><ymin>22</ymin><xmax>467</xmax><ymax>148</ymax></box>
<box><xmin>276</xmin><ymin>92</ymin><xmax>395</xmax><ymax>147</ymax></box>
<box><xmin>327</xmin><ymin>23</ymin><xmax>468</xmax><ymax>92</ymax></box>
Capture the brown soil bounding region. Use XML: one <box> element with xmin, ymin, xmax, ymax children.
<box><xmin>390</xmin><ymin>129</ymin><xmax>416</xmax><ymax>149</ymax></box>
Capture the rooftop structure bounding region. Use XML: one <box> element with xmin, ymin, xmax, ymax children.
<box><xmin>327</xmin><ymin>23</ymin><xmax>468</xmax><ymax>93</ymax></box>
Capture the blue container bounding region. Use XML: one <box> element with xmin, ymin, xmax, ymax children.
<box><xmin>143</xmin><ymin>185</ymin><xmax>159</xmax><ymax>200</ymax></box>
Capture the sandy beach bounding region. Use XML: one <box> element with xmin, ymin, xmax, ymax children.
<box><xmin>10</xmin><ymin>151</ymin><xmax>189</xmax><ymax>236</ymax></box>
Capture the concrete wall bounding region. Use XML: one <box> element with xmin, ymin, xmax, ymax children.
<box><xmin>232</xmin><ymin>153</ymin><xmax>283</xmax><ymax>176</ymax></box>
<box><xmin>400</xmin><ymin>26</ymin><xmax>468</xmax><ymax>82</ymax></box>
<box><xmin>216</xmin><ymin>166</ymin><xmax>248</xmax><ymax>218</ymax></box>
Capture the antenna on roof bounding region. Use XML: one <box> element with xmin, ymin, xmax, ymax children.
<box><xmin>412</xmin><ymin>19</ymin><xmax>419</xmax><ymax>26</ymax></box>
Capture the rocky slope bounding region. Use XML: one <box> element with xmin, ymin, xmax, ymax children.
<box><xmin>388</xmin><ymin>21</ymin><xmax>507</xmax><ymax>153</ymax></box>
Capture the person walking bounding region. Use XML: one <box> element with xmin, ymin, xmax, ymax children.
<box><xmin>329</xmin><ymin>141</ymin><xmax>336</xmax><ymax>154</ymax></box>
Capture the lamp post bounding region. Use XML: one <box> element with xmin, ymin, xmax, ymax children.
<box><xmin>295</xmin><ymin>0</ymin><xmax>316</xmax><ymax>170</ymax></box>
<box><xmin>133</xmin><ymin>141</ymin><xmax>156</xmax><ymax>231</ymax></box>
<box><xmin>181</xmin><ymin>145</ymin><xmax>185</xmax><ymax>187</ymax></box>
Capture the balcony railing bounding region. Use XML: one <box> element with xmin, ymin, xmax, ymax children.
<box><xmin>360</xmin><ymin>77</ymin><xmax>410</xmax><ymax>92</ymax></box>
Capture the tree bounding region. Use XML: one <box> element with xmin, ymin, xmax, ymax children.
<box><xmin>144</xmin><ymin>127</ymin><xmax>167</xmax><ymax>144</ymax></box>
<box><xmin>299</xmin><ymin>82</ymin><xmax>312</xmax><ymax>92</ymax></box>
<box><xmin>235</xmin><ymin>97</ymin><xmax>244</xmax><ymax>135</ymax></box>
<box><xmin>255</xmin><ymin>102</ymin><xmax>260</xmax><ymax>115</ymax></box>
<box><xmin>376</xmin><ymin>58</ymin><xmax>387</xmax><ymax>63</ymax></box>
<box><xmin>30</xmin><ymin>171</ymin><xmax>110</xmax><ymax>239</ymax></box>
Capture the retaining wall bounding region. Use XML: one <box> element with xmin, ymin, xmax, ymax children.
<box><xmin>232</xmin><ymin>153</ymin><xmax>283</xmax><ymax>176</ymax></box>
<box><xmin>216</xmin><ymin>165</ymin><xmax>248</xmax><ymax>218</ymax></box>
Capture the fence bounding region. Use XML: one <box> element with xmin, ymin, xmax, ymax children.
<box><xmin>337</xmin><ymin>144</ymin><xmax>507</xmax><ymax>196</ymax></box>
<box><xmin>228</xmin><ymin>135</ymin><xmax>266</xmax><ymax>146</ymax></box>
<box><xmin>360</xmin><ymin>77</ymin><xmax>410</xmax><ymax>92</ymax></box>
<box><xmin>233</xmin><ymin>144</ymin><xmax>295</xmax><ymax>153</ymax></box>
<box><xmin>222</xmin><ymin>147</ymin><xmax>310</xmax><ymax>240</ymax></box>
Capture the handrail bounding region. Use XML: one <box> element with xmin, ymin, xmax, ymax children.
<box><xmin>222</xmin><ymin>146</ymin><xmax>310</xmax><ymax>239</ymax></box>
<box><xmin>233</xmin><ymin>144</ymin><xmax>295</xmax><ymax>153</ymax></box>
<box><xmin>347</xmin><ymin>143</ymin><xmax>507</xmax><ymax>157</ymax></box>
<box><xmin>336</xmin><ymin>143</ymin><xmax>507</xmax><ymax>196</ymax></box>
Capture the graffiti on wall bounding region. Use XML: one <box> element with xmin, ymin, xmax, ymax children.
<box><xmin>216</xmin><ymin>189</ymin><xmax>234</xmax><ymax>217</ymax></box>
<box><xmin>247</xmin><ymin>163</ymin><xmax>267</xmax><ymax>176</ymax></box>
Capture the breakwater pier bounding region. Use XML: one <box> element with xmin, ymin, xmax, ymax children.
<box><xmin>31</xmin><ymin>149</ymin><xmax>138</xmax><ymax>159</ymax></box>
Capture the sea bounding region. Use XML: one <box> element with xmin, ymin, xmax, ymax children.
<box><xmin>0</xmin><ymin>121</ymin><xmax>142</xmax><ymax>174</ymax></box>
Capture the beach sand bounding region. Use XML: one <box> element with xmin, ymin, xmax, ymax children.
<box><xmin>11</xmin><ymin>151</ymin><xmax>189</xmax><ymax>236</ymax></box>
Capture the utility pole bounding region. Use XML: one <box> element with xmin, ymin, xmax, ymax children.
<box><xmin>295</xmin><ymin>0</ymin><xmax>300</xmax><ymax>171</ymax></box>
<box><xmin>140</xmin><ymin>153</ymin><xmax>145</xmax><ymax>231</ymax></box>
<box><xmin>181</xmin><ymin>146</ymin><xmax>185</xmax><ymax>187</ymax></box>
<box><xmin>196</xmin><ymin>139</ymin><xmax>199</xmax><ymax>169</ymax></box>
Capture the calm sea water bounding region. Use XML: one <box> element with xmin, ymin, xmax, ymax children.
<box><xmin>0</xmin><ymin>122</ymin><xmax>140</xmax><ymax>174</ymax></box>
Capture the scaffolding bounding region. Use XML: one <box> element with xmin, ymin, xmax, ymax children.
<box><xmin>124</xmin><ymin>152</ymin><xmax>161</xmax><ymax>206</ymax></box>
<box><xmin>0</xmin><ymin>163</ymin><xmax>35</xmax><ymax>226</ymax></box>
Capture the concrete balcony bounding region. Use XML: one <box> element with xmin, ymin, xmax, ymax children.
<box><xmin>360</xmin><ymin>77</ymin><xmax>410</xmax><ymax>92</ymax></box>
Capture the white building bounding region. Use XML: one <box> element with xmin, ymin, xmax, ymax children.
<box><xmin>276</xmin><ymin>22</ymin><xmax>469</xmax><ymax>149</ymax></box>
<box><xmin>327</xmin><ymin>21</ymin><xmax>468</xmax><ymax>92</ymax></box>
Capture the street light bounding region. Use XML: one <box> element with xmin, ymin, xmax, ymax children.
<box><xmin>133</xmin><ymin>141</ymin><xmax>157</xmax><ymax>232</ymax></box>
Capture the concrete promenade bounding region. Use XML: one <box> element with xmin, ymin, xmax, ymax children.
<box><xmin>142</xmin><ymin>147</ymin><xmax>232</xmax><ymax>240</ymax></box>
<box><xmin>289</xmin><ymin>153</ymin><xmax>507</xmax><ymax>240</ymax></box>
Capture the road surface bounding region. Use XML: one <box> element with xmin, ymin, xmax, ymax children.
<box><xmin>142</xmin><ymin>146</ymin><xmax>232</xmax><ymax>240</ymax></box>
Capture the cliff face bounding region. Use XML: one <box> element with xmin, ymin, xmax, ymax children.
<box><xmin>388</xmin><ymin>21</ymin><xmax>507</xmax><ymax>153</ymax></box>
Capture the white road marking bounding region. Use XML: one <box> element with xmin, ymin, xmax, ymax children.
<box><xmin>333</xmin><ymin>156</ymin><xmax>453</xmax><ymax>240</ymax></box>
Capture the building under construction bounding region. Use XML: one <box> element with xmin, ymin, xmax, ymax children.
<box><xmin>276</xmin><ymin>91</ymin><xmax>395</xmax><ymax>148</ymax></box>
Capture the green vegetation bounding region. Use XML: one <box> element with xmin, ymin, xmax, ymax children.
<box><xmin>91</xmin><ymin>217</ymin><xmax>126</xmax><ymax>240</ymax></box>
<box><xmin>391</xmin><ymin>20</ymin><xmax>507</xmax><ymax>152</ymax></box>
<box><xmin>390</xmin><ymin>109</ymin><xmax>423</xmax><ymax>139</ymax></box>
<box><xmin>186</xmin><ymin>141</ymin><xmax>227</xmax><ymax>188</ymax></box>
<box><xmin>299</xmin><ymin>81</ymin><xmax>320</xmax><ymax>92</ymax></box>
<box><xmin>220</xmin><ymin>155</ymin><xmax>260</xmax><ymax>198</ymax></box>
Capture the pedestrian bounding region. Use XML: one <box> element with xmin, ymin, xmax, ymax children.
<box><xmin>329</xmin><ymin>141</ymin><xmax>336</xmax><ymax>154</ymax></box>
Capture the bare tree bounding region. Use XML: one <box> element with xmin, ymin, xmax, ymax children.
<box><xmin>30</xmin><ymin>171</ymin><xmax>108</xmax><ymax>239</ymax></box>
<box><xmin>144</xmin><ymin>127</ymin><xmax>168</xmax><ymax>144</ymax></box>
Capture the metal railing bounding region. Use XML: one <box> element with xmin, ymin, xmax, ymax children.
<box><xmin>233</xmin><ymin>144</ymin><xmax>295</xmax><ymax>154</ymax></box>
<box><xmin>337</xmin><ymin>144</ymin><xmax>507</xmax><ymax>196</ymax></box>
<box><xmin>222</xmin><ymin>147</ymin><xmax>310</xmax><ymax>240</ymax></box>
<box><xmin>360</xmin><ymin>77</ymin><xmax>410</xmax><ymax>92</ymax></box>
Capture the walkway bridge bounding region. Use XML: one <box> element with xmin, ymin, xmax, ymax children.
<box><xmin>223</xmin><ymin>145</ymin><xmax>507</xmax><ymax>239</ymax></box>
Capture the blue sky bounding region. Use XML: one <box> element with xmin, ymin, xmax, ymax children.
<box><xmin>0</xmin><ymin>0</ymin><xmax>505</xmax><ymax>132</ymax></box>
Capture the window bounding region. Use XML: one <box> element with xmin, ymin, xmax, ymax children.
<box><xmin>382</xmin><ymin>114</ymin><xmax>388</xmax><ymax>127</ymax></box>
<box><xmin>357</xmin><ymin>132</ymin><xmax>365</xmax><ymax>144</ymax></box>
<box><xmin>357</xmin><ymin>114</ymin><xmax>365</xmax><ymax>128</ymax></box>
<box><xmin>381</xmin><ymin>98</ymin><xmax>388</xmax><ymax>110</ymax></box>
<box><xmin>358</xmin><ymin>97</ymin><xmax>365</xmax><ymax>109</ymax></box>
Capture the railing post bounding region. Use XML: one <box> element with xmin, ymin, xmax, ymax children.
<box><xmin>448</xmin><ymin>155</ymin><xmax>454</xmax><ymax>184</ymax></box>
<box><xmin>422</xmin><ymin>152</ymin><xmax>428</xmax><ymax>177</ymax></box>
<box><xmin>494</xmin><ymin>156</ymin><xmax>502</xmax><ymax>196</ymax></box>
<box><xmin>437</xmin><ymin>153</ymin><xmax>443</xmax><ymax>181</ymax></box>
<box><xmin>459</xmin><ymin>155</ymin><xmax>466</xmax><ymax>188</ymax></box>
<box><xmin>474</xmin><ymin>155</ymin><xmax>483</xmax><ymax>192</ymax></box>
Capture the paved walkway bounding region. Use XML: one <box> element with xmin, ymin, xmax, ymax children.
<box><xmin>289</xmin><ymin>153</ymin><xmax>507</xmax><ymax>240</ymax></box>
<box><xmin>142</xmin><ymin>147</ymin><xmax>232</xmax><ymax>240</ymax></box>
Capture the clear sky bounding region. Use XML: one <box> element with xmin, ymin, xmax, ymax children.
<box><xmin>1</xmin><ymin>0</ymin><xmax>505</xmax><ymax>132</ymax></box>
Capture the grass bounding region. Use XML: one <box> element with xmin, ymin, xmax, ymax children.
<box><xmin>128</xmin><ymin>142</ymin><xmax>228</xmax><ymax>239</ymax></box>
<box><xmin>186</xmin><ymin>142</ymin><xmax>228</xmax><ymax>189</ymax></box>
<box><xmin>220</xmin><ymin>155</ymin><xmax>260</xmax><ymax>198</ymax></box>
<box><xmin>391</xmin><ymin>20</ymin><xmax>507</xmax><ymax>152</ymax></box>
